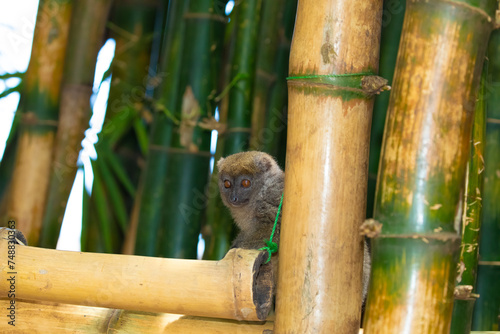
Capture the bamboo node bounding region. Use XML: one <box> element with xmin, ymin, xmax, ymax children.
<box><xmin>454</xmin><ymin>285</ymin><xmax>479</xmax><ymax>300</ymax></box>
<box><xmin>21</xmin><ymin>112</ymin><xmax>59</xmax><ymax>127</ymax></box>
<box><xmin>360</xmin><ymin>219</ymin><xmax>383</xmax><ymax>238</ymax></box>
<box><xmin>287</xmin><ymin>73</ymin><xmax>390</xmax><ymax>97</ymax></box>
<box><xmin>361</xmin><ymin>76</ymin><xmax>391</xmax><ymax>95</ymax></box>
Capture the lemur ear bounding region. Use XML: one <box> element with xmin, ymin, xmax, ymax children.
<box><xmin>216</xmin><ymin>157</ymin><xmax>225</xmax><ymax>171</ymax></box>
<box><xmin>256</xmin><ymin>153</ymin><xmax>274</xmax><ymax>172</ymax></box>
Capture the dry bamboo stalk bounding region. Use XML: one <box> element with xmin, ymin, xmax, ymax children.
<box><xmin>0</xmin><ymin>299</ymin><xmax>275</xmax><ymax>333</ymax></box>
<box><xmin>275</xmin><ymin>0</ymin><xmax>383</xmax><ymax>333</ymax></box>
<box><xmin>0</xmin><ymin>229</ymin><xmax>272</xmax><ymax>321</ymax></box>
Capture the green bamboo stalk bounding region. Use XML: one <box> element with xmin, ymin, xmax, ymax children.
<box><xmin>224</xmin><ymin>0</ymin><xmax>262</xmax><ymax>154</ymax></box>
<box><xmin>81</xmin><ymin>0</ymin><xmax>159</xmax><ymax>253</ymax></box>
<box><xmin>133</xmin><ymin>0</ymin><xmax>188</xmax><ymax>256</ymax></box>
<box><xmin>472</xmin><ymin>29</ymin><xmax>500</xmax><ymax>331</ymax></box>
<box><xmin>3</xmin><ymin>0</ymin><xmax>73</xmax><ymax>244</ymax></box>
<box><xmin>39</xmin><ymin>0</ymin><xmax>113</xmax><ymax>248</ymax></box>
<box><xmin>249</xmin><ymin>0</ymin><xmax>284</xmax><ymax>150</ymax></box>
<box><xmin>202</xmin><ymin>0</ymin><xmax>263</xmax><ymax>260</ymax></box>
<box><xmin>366</xmin><ymin>0</ymin><xmax>406</xmax><ymax>218</ymax></box>
<box><xmin>363</xmin><ymin>1</ymin><xmax>495</xmax><ymax>332</ymax></box>
<box><xmin>450</xmin><ymin>63</ymin><xmax>487</xmax><ymax>334</ymax></box>
<box><xmin>155</xmin><ymin>0</ymin><xmax>226</xmax><ymax>259</ymax></box>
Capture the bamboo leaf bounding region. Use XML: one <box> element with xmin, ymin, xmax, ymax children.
<box><xmin>90</xmin><ymin>161</ymin><xmax>114</xmax><ymax>253</ymax></box>
<box><xmin>133</xmin><ymin>118</ymin><xmax>149</xmax><ymax>156</ymax></box>
<box><xmin>97</xmin><ymin>153</ymin><xmax>129</xmax><ymax>234</ymax></box>
<box><xmin>102</xmin><ymin>146</ymin><xmax>136</xmax><ymax>197</ymax></box>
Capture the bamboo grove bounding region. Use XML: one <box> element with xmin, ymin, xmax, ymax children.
<box><xmin>0</xmin><ymin>0</ymin><xmax>499</xmax><ymax>332</ymax></box>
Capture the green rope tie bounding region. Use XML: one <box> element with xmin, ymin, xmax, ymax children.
<box><xmin>286</xmin><ymin>72</ymin><xmax>389</xmax><ymax>97</ymax></box>
<box><xmin>286</xmin><ymin>72</ymin><xmax>374</xmax><ymax>80</ymax></box>
<box><xmin>259</xmin><ymin>193</ymin><xmax>284</xmax><ymax>264</ymax></box>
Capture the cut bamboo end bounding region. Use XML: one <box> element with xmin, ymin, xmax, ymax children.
<box><xmin>0</xmin><ymin>228</ymin><xmax>272</xmax><ymax>321</ymax></box>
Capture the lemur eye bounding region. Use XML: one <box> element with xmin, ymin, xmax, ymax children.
<box><xmin>241</xmin><ymin>179</ymin><xmax>251</xmax><ymax>188</ymax></box>
<box><xmin>224</xmin><ymin>180</ymin><xmax>231</xmax><ymax>188</ymax></box>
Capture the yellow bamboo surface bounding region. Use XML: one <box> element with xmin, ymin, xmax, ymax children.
<box><xmin>0</xmin><ymin>299</ymin><xmax>370</xmax><ymax>333</ymax></box>
<box><xmin>275</xmin><ymin>0</ymin><xmax>382</xmax><ymax>332</ymax></box>
<box><xmin>0</xmin><ymin>299</ymin><xmax>275</xmax><ymax>333</ymax></box>
<box><xmin>0</xmin><ymin>229</ymin><xmax>272</xmax><ymax>321</ymax></box>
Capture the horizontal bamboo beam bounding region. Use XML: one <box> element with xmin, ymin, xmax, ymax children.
<box><xmin>0</xmin><ymin>299</ymin><xmax>489</xmax><ymax>334</ymax></box>
<box><xmin>0</xmin><ymin>299</ymin><xmax>275</xmax><ymax>333</ymax></box>
<box><xmin>0</xmin><ymin>228</ymin><xmax>272</xmax><ymax>321</ymax></box>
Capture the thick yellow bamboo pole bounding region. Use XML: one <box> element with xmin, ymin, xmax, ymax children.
<box><xmin>0</xmin><ymin>229</ymin><xmax>272</xmax><ymax>321</ymax></box>
<box><xmin>0</xmin><ymin>299</ymin><xmax>275</xmax><ymax>333</ymax></box>
<box><xmin>275</xmin><ymin>0</ymin><xmax>383</xmax><ymax>332</ymax></box>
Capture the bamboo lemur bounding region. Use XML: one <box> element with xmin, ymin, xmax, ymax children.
<box><xmin>217</xmin><ymin>151</ymin><xmax>371</xmax><ymax>301</ymax></box>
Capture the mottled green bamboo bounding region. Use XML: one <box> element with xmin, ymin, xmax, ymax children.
<box><xmin>363</xmin><ymin>1</ymin><xmax>495</xmax><ymax>333</ymax></box>
<box><xmin>3</xmin><ymin>0</ymin><xmax>73</xmax><ymax>244</ymax></box>
<box><xmin>156</xmin><ymin>0</ymin><xmax>226</xmax><ymax>259</ymax></box>
<box><xmin>202</xmin><ymin>0</ymin><xmax>262</xmax><ymax>261</ymax></box>
<box><xmin>450</xmin><ymin>63</ymin><xmax>486</xmax><ymax>334</ymax></box>
<box><xmin>249</xmin><ymin>0</ymin><xmax>284</xmax><ymax>150</ymax></box>
<box><xmin>473</xmin><ymin>29</ymin><xmax>500</xmax><ymax>332</ymax></box>
<box><xmin>81</xmin><ymin>0</ymin><xmax>158</xmax><ymax>252</ymax></box>
<box><xmin>39</xmin><ymin>0</ymin><xmax>113</xmax><ymax>248</ymax></box>
<box><xmin>366</xmin><ymin>0</ymin><xmax>406</xmax><ymax>218</ymax></box>
<box><xmin>133</xmin><ymin>0</ymin><xmax>188</xmax><ymax>256</ymax></box>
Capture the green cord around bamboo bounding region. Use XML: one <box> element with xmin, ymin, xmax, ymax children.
<box><xmin>259</xmin><ymin>193</ymin><xmax>283</xmax><ymax>263</ymax></box>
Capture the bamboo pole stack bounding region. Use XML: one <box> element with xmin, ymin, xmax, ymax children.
<box><xmin>363</xmin><ymin>0</ymin><xmax>495</xmax><ymax>333</ymax></box>
<box><xmin>0</xmin><ymin>300</ymin><xmax>275</xmax><ymax>333</ymax></box>
<box><xmin>276</xmin><ymin>0</ymin><xmax>384</xmax><ymax>332</ymax></box>
<box><xmin>0</xmin><ymin>229</ymin><xmax>273</xmax><ymax>321</ymax></box>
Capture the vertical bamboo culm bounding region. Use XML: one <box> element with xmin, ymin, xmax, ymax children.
<box><xmin>4</xmin><ymin>0</ymin><xmax>73</xmax><ymax>245</ymax></box>
<box><xmin>450</xmin><ymin>64</ymin><xmax>486</xmax><ymax>333</ymax></box>
<box><xmin>473</xmin><ymin>29</ymin><xmax>500</xmax><ymax>331</ymax></box>
<box><xmin>363</xmin><ymin>0</ymin><xmax>495</xmax><ymax>333</ymax></box>
<box><xmin>275</xmin><ymin>0</ymin><xmax>383</xmax><ymax>332</ymax></box>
